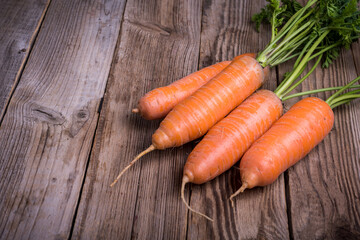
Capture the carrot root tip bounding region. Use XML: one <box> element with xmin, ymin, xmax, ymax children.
<box><xmin>229</xmin><ymin>182</ymin><xmax>248</xmax><ymax>208</ymax></box>
<box><xmin>181</xmin><ymin>175</ymin><xmax>213</xmax><ymax>222</ymax></box>
<box><xmin>110</xmin><ymin>145</ymin><xmax>156</xmax><ymax>187</ymax></box>
<box><xmin>132</xmin><ymin>108</ymin><xmax>139</xmax><ymax>113</ymax></box>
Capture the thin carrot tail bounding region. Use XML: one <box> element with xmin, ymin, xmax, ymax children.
<box><xmin>110</xmin><ymin>145</ymin><xmax>155</xmax><ymax>187</ymax></box>
<box><xmin>132</xmin><ymin>108</ymin><xmax>139</xmax><ymax>113</ymax></box>
<box><xmin>181</xmin><ymin>176</ymin><xmax>213</xmax><ymax>222</ymax></box>
<box><xmin>229</xmin><ymin>182</ymin><xmax>248</xmax><ymax>208</ymax></box>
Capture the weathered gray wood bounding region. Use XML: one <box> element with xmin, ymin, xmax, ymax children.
<box><xmin>187</xmin><ymin>0</ymin><xmax>289</xmax><ymax>239</ymax></box>
<box><xmin>71</xmin><ymin>0</ymin><xmax>202</xmax><ymax>239</ymax></box>
<box><xmin>1</xmin><ymin>0</ymin><xmax>359</xmax><ymax>238</ymax></box>
<box><xmin>0</xmin><ymin>0</ymin><xmax>126</xmax><ymax>239</ymax></box>
<box><xmin>0</xmin><ymin>0</ymin><xmax>50</xmax><ymax>119</ymax></box>
<box><xmin>282</xmin><ymin>48</ymin><xmax>360</xmax><ymax>239</ymax></box>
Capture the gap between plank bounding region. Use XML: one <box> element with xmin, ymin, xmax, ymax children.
<box><xmin>0</xmin><ymin>0</ymin><xmax>52</xmax><ymax>125</ymax></box>
<box><xmin>67</xmin><ymin>1</ymin><xmax>129</xmax><ymax>238</ymax></box>
<box><xmin>67</xmin><ymin>107</ymin><xmax>101</xmax><ymax>240</ymax></box>
<box><xmin>350</xmin><ymin>44</ymin><xmax>360</xmax><ymax>74</ymax></box>
<box><xmin>284</xmin><ymin>171</ymin><xmax>294</xmax><ymax>240</ymax></box>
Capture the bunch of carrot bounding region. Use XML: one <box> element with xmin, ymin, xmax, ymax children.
<box><xmin>110</xmin><ymin>0</ymin><xmax>360</xmax><ymax>221</ymax></box>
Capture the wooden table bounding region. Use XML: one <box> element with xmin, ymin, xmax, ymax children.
<box><xmin>1</xmin><ymin>0</ymin><xmax>359</xmax><ymax>239</ymax></box>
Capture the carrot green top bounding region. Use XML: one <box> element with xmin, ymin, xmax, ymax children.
<box><xmin>282</xmin><ymin>75</ymin><xmax>360</xmax><ymax>109</ymax></box>
<box><xmin>326</xmin><ymin>76</ymin><xmax>360</xmax><ymax>109</ymax></box>
<box><xmin>252</xmin><ymin>0</ymin><xmax>360</xmax><ymax>99</ymax></box>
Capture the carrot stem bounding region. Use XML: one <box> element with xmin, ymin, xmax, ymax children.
<box><xmin>256</xmin><ymin>0</ymin><xmax>318</xmax><ymax>66</ymax></box>
<box><xmin>110</xmin><ymin>145</ymin><xmax>156</xmax><ymax>187</ymax></box>
<box><xmin>326</xmin><ymin>76</ymin><xmax>360</xmax><ymax>106</ymax></box>
<box><xmin>266</xmin><ymin>21</ymin><xmax>313</xmax><ymax>62</ymax></box>
<box><xmin>282</xmin><ymin>85</ymin><xmax>360</xmax><ymax>101</ymax></box>
<box><xmin>271</xmin><ymin>52</ymin><xmax>301</xmax><ymax>67</ymax></box>
<box><xmin>345</xmin><ymin>88</ymin><xmax>360</xmax><ymax>95</ymax></box>
<box><xmin>329</xmin><ymin>94</ymin><xmax>360</xmax><ymax>109</ymax></box>
<box><xmin>280</xmin><ymin>54</ymin><xmax>322</xmax><ymax>99</ymax></box>
<box><xmin>270</xmin><ymin>38</ymin><xmax>308</xmax><ymax>66</ymax></box>
<box><xmin>330</xmin><ymin>99</ymin><xmax>353</xmax><ymax>109</ymax></box>
<box><xmin>283</xmin><ymin>8</ymin><xmax>315</xmax><ymax>40</ymax></box>
<box><xmin>229</xmin><ymin>182</ymin><xmax>248</xmax><ymax>208</ymax></box>
<box><xmin>293</xmin><ymin>36</ymin><xmax>316</xmax><ymax>69</ymax></box>
<box><xmin>275</xmin><ymin>30</ymin><xmax>330</xmax><ymax>98</ymax></box>
<box><xmin>276</xmin><ymin>63</ymin><xmax>307</xmax><ymax>93</ymax></box>
<box><xmin>181</xmin><ymin>176</ymin><xmax>213</xmax><ymax>222</ymax></box>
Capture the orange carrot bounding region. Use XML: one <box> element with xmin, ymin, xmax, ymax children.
<box><xmin>230</xmin><ymin>97</ymin><xmax>334</xmax><ymax>203</ymax></box>
<box><xmin>152</xmin><ymin>56</ymin><xmax>266</xmax><ymax>149</ymax></box>
<box><xmin>183</xmin><ymin>90</ymin><xmax>283</xmax><ymax>184</ymax></box>
<box><xmin>181</xmin><ymin>90</ymin><xmax>282</xmax><ymax>220</ymax></box>
<box><xmin>111</xmin><ymin>55</ymin><xmax>267</xmax><ymax>187</ymax></box>
<box><xmin>133</xmin><ymin>53</ymin><xmax>256</xmax><ymax>120</ymax></box>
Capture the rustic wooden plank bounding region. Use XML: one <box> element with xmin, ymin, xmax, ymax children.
<box><xmin>281</xmin><ymin>47</ymin><xmax>360</xmax><ymax>238</ymax></box>
<box><xmin>352</xmin><ymin>41</ymin><xmax>360</xmax><ymax>73</ymax></box>
<box><xmin>186</xmin><ymin>0</ymin><xmax>289</xmax><ymax>239</ymax></box>
<box><xmin>0</xmin><ymin>0</ymin><xmax>126</xmax><ymax>239</ymax></box>
<box><xmin>0</xmin><ymin>0</ymin><xmax>50</xmax><ymax>120</ymax></box>
<box><xmin>71</xmin><ymin>0</ymin><xmax>202</xmax><ymax>239</ymax></box>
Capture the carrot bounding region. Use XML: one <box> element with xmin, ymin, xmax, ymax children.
<box><xmin>229</xmin><ymin>97</ymin><xmax>334</xmax><ymax>204</ymax></box>
<box><xmin>182</xmin><ymin>90</ymin><xmax>283</xmax><ymax>185</ymax></box>
<box><xmin>232</xmin><ymin>53</ymin><xmax>256</xmax><ymax>62</ymax></box>
<box><xmin>181</xmin><ymin>90</ymin><xmax>282</xmax><ymax>220</ymax></box>
<box><xmin>133</xmin><ymin>53</ymin><xmax>256</xmax><ymax>120</ymax></box>
<box><xmin>110</xmin><ymin>55</ymin><xmax>267</xmax><ymax>187</ymax></box>
<box><xmin>151</xmin><ymin>56</ymin><xmax>266</xmax><ymax>149</ymax></box>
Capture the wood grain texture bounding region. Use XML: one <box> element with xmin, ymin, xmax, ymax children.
<box><xmin>71</xmin><ymin>0</ymin><xmax>202</xmax><ymax>239</ymax></box>
<box><xmin>1</xmin><ymin>0</ymin><xmax>359</xmax><ymax>239</ymax></box>
<box><xmin>0</xmin><ymin>0</ymin><xmax>125</xmax><ymax>239</ymax></box>
<box><xmin>186</xmin><ymin>0</ymin><xmax>289</xmax><ymax>239</ymax></box>
<box><xmin>281</xmin><ymin>47</ymin><xmax>360</xmax><ymax>239</ymax></box>
<box><xmin>0</xmin><ymin>0</ymin><xmax>50</xmax><ymax>120</ymax></box>
<box><xmin>352</xmin><ymin>41</ymin><xmax>360</xmax><ymax>74</ymax></box>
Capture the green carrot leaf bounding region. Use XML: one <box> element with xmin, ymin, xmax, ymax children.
<box><xmin>322</xmin><ymin>46</ymin><xmax>340</xmax><ymax>68</ymax></box>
